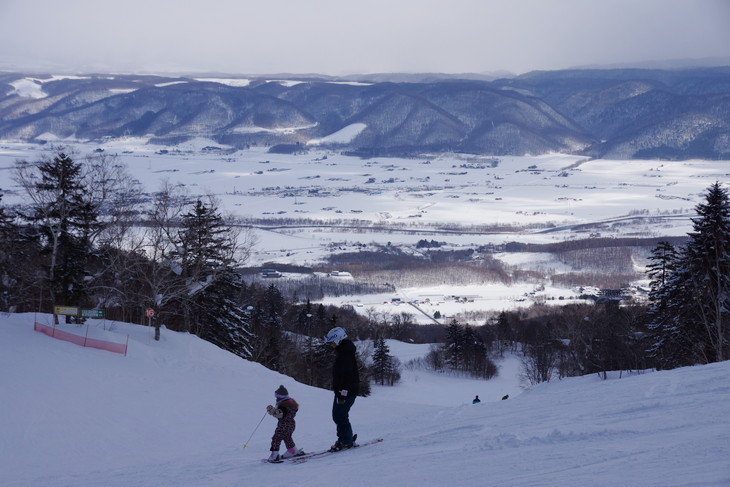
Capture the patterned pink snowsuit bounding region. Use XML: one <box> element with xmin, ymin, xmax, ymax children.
<box><xmin>270</xmin><ymin>398</ymin><xmax>298</xmax><ymax>451</ymax></box>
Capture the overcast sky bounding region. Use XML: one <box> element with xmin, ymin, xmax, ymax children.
<box><xmin>1</xmin><ymin>0</ymin><xmax>729</xmax><ymax>76</ymax></box>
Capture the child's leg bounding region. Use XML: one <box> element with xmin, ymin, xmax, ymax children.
<box><xmin>270</xmin><ymin>422</ymin><xmax>286</xmax><ymax>451</ymax></box>
<box><xmin>281</xmin><ymin>418</ymin><xmax>296</xmax><ymax>450</ymax></box>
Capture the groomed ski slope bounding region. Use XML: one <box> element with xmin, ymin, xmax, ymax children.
<box><xmin>1</xmin><ymin>313</ymin><xmax>728</xmax><ymax>487</ymax></box>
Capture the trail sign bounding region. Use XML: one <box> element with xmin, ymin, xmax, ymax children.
<box><xmin>145</xmin><ymin>308</ymin><xmax>155</xmax><ymax>318</ymax></box>
<box><xmin>55</xmin><ymin>306</ymin><xmax>79</xmax><ymax>316</ymax></box>
<box><xmin>80</xmin><ymin>309</ymin><xmax>105</xmax><ymax>319</ymax></box>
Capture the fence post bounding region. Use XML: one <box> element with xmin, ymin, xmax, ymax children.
<box><xmin>83</xmin><ymin>325</ymin><xmax>89</xmax><ymax>347</ymax></box>
<box><xmin>125</xmin><ymin>335</ymin><xmax>130</xmax><ymax>356</ymax></box>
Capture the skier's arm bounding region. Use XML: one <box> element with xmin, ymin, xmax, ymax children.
<box><xmin>266</xmin><ymin>404</ymin><xmax>283</xmax><ymax>419</ymax></box>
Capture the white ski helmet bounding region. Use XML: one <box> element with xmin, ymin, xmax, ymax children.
<box><xmin>324</xmin><ymin>327</ymin><xmax>347</xmax><ymax>345</ymax></box>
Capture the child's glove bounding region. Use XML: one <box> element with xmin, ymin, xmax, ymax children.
<box><xmin>267</xmin><ymin>405</ymin><xmax>283</xmax><ymax>419</ymax></box>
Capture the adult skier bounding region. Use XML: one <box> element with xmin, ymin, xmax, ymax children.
<box><xmin>324</xmin><ymin>327</ymin><xmax>359</xmax><ymax>451</ymax></box>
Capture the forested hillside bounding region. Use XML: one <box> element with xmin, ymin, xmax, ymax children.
<box><xmin>2</xmin><ymin>66</ymin><xmax>729</xmax><ymax>159</ymax></box>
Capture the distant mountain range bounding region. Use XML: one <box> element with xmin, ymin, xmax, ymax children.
<box><xmin>1</xmin><ymin>66</ymin><xmax>729</xmax><ymax>160</ymax></box>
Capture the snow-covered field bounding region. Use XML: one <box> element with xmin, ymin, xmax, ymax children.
<box><xmin>1</xmin><ymin>140</ymin><xmax>726</xmax><ymax>261</ymax></box>
<box><xmin>1</xmin><ymin>312</ymin><xmax>728</xmax><ymax>487</ymax></box>
<box><xmin>1</xmin><ymin>140</ymin><xmax>727</xmax><ymax>319</ymax></box>
<box><xmin>318</xmin><ymin>283</ymin><xmax>591</xmax><ymax>324</ymax></box>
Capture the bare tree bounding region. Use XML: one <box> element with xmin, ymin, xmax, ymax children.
<box><xmin>135</xmin><ymin>181</ymin><xmax>190</xmax><ymax>327</ymax></box>
<box><xmin>81</xmin><ymin>151</ymin><xmax>142</xmax><ymax>250</ymax></box>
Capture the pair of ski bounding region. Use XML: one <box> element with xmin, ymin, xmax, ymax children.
<box><xmin>262</xmin><ymin>438</ymin><xmax>383</xmax><ymax>464</ymax></box>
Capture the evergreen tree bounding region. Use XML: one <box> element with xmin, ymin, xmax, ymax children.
<box><xmin>461</xmin><ymin>325</ymin><xmax>477</xmax><ymax>372</ymax></box>
<box><xmin>251</xmin><ymin>284</ymin><xmax>286</xmax><ymax>370</ymax></box>
<box><xmin>684</xmin><ymin>182</ymin><xmax>730</xmax><ymax>362</ymax></box>
<box><xmin>0</xmin><ymin>194</ymin><xmax>11</xmax><ymax>231</ymax></box>
<box><xmin>177</xmin><ymin>198</ymin><xmax>255</xmax><ymax>355</ymax></box>
<box><xmin>464</xmin><ymin>327</ymin><xmax>495</xmax><ymax>379</ymax></box>
<box><xmin>444</xmin><ymin>320</ymin><xmax>465</xmax><ymax>370</ymax></box>
<box><xmin>178</xmin><ymin>198</ymin><xmax>234</xmax><ymax>332</ymax></box>
<box><xmin>647</xmin><ymin>183</ymin><xmax>730</xmax><ymax>367</ymax></box>
<box><xmin>646</xmin><ymin>241</ymin><xmax>680</xmax><ymax>294</ymax></box>
<box><xmin>371</xmin><ymin>336</ymin><xmax>400</xmax><ymax>386</ymax></box>
<box><xmin>0</xmin><ymin>194</ymin><xmax>16</xmax><ymax>311</ymax></box>
<box><xmin>198</xmin><ymin>268</ymin><xmax>254</xmax><ymax>359</ymax></box>
<box><xmin>179</xmin><ymin>199</ymin><xmax>233</xmax><ymax>280</ymax></box>
<box><xmin>305</xmin><ymin>339</ymin><xmax>336</xmax><ymax>388</ymax></box>
<box><xmin>16</xmin><ymin>152</ymin><xmax>99</xmax><ymax>319</ymax></box>
<box><xmin>645</xmin><ymin>241</ymin><xmax>684</xmax><ymax>367</ymax></box>
<box><xmin>495</xmin><ymin>311</ymin><xmax>514</xmax><ymax>356</ymax></box>
<box><xmin>311</xmin><ymin>303</ymin><xmax>328</xmax><ymax>337</ymax></box>
<box><xmin>297</xmin><ymin>299</ymin><xmax>314</xmax><ymax>336</ymax></box>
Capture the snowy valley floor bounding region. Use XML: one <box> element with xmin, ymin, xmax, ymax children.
<box><xmin>1</xmin><ymin>313</ymin><xmax>729</xmax><ymax>487</ymax></box>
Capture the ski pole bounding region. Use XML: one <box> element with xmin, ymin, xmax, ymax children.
<box><xmin>243</xmin><ymin>411</ymin><xmax>268</xmax><ymax>449</ymax></box>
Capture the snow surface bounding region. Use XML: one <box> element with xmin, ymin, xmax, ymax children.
<box><xmin>9</xmin><ymin>78</ymin><xmax>47</xmax><ymax>99</ymax></box>
<box><xmin>318</xmin><ymin>283</ymin><xmax>589</xmax><ymax>323</ymax></box>
<box><xmin>193</xmin><ymin>78</ymin><xmax>252</xmax><ymax>87</ymax></box>
<box><xmin>9</xmin><ymin>76</ymin><xmax>92</xmax><ymax>99</ymax></box>
<box><xmin>307</xmin><ymin>123</ymin><xmax>367</xmax><ymax>146</ymax></box>
<box><xmin>2</xmin><ymin>312</ymin><xmax>729</xmax><ymax>487</ymax></box>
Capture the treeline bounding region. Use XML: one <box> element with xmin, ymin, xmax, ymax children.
<box><xmin>489</xmin><ymin>303</ymin><xmax>650</xmax><ymax>384</ymax></box>
<box><xmin>243</xmin><ymin>273</ymin><xmax>395</xmax><ymax>302</ymax></box>
<box><xmin>502</xmin><ymin>236</ymin><xmax>689</xmax><ymax>253</ymax></box>
<box><xmin>399</xmin><ymin>302</ymin><xmax>646</xmax><ymax>383</ymax></box>
<box><xmin>323</xmin><ymin>241</ymin><xmax>661</xmax><ymax>290</ymax></box>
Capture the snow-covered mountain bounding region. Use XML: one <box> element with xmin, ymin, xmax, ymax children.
<box><xmin>2</xmin><ymin>312</ymin><xmax>728</xmax><ymax>487</ymax></box>
<box><xmin>2</xmin><ymin>66</ymin><xmax>729</xmax><ymax>159</ymax></box>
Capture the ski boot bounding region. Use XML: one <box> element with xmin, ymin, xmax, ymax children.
<box><xmin>329</xmin><ymin>434</ymin><xmax>357</xmax><ymax>452</ymax></box>
<box><xmin>282</xmin><ymin>447</ymin><xmax>304</xmax><ymax>459</ymax></box>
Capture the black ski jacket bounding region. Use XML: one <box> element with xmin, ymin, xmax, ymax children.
<box><xmin>332</xmin><ymin>338</ymin><xmax>359</xmax><ymax>398</ymax></box>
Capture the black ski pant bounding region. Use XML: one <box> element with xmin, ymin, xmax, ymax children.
<box><xmin>332</xmin><ymin>395</ymin><xmax>356</xmax><ymax>445</ymax></box>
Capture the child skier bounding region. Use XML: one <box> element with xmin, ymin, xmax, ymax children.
<box><xmin>266</xmin><ymin>385</ymin><xmax>303</xmax><ymax>462</ymax></box>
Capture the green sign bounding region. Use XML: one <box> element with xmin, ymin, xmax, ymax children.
<box><xmin>80</xmin><ymin>309</ymin><xmax>105</xmax><ymax>318</ymax></box>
